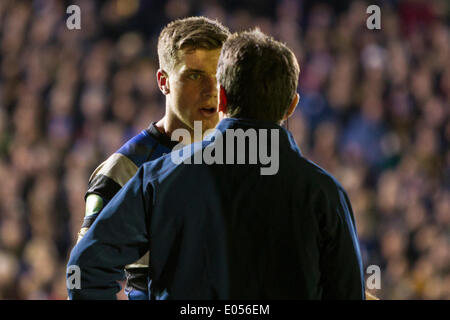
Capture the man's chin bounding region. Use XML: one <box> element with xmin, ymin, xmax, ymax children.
<box><xmin>196</xmin><ymin>114</ymin><xmax>219</xmax><ymax>130</ymax></box>
<box><xmin>183</xmin><ymin>115</ymin><xmax>219</xmax><ymax>142</ymax></box>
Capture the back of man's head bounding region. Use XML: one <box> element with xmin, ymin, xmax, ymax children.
<box><xmin>158</xmin><ymin>17</ymin><xmax>230</xmax><ymax>72</ymax></box>
<box><xmin>217</xmin><ymin>29</ymin><xmax>300</xmax><ymax>123</ymax></box>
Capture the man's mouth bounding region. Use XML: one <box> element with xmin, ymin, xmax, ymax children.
<box><xmin>199</xmin><ymin>107</ymin><xmax>217</xmax><ymax>118</ymax></box>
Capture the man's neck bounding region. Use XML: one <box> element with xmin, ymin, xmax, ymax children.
<box><xmin>154</xmin><ymin>118</ymin><xmax>167</xmax><ymax>136</ymax></box>
<box><xmin>155</xmin><ymin>115</ymin><xmax>196</xmax><ymax>143</ymax></box>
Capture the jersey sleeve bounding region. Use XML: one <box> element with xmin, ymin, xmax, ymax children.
<box><xmin>78</xmin><ymin>129</ymin><xmax>166</xmax><ymax>266</ymax></box>
<box><xmin>68</xmin><ymin>166</ymin><xmax>153</xmax><ymax>299</ymax></box>
<box><xmin>86</xmin><ymin>153</ymin><xmax>139</xmax><ymax>202</ymax></box>
<box><xmin>77</xmin><ymin>153</ymin><xmax>139</xmax><ymax>232</ymax></box>
<box><xmin>78</xmin><ymin>128</ymin><xmax>171</xmax><ymax>264</ymax></box>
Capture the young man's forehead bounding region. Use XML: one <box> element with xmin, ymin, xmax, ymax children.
<box><xmin>175</xmin><ymin>48</ymin><xmax>221</xmax><ymax>72</ymax></box>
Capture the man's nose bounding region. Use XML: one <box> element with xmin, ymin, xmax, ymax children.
<box><xmin>201</xmin><ymin>76</ymin><xmax>217</xmax><ymax>98</ymax></box>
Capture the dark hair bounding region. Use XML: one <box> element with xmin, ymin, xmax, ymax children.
<box><xmin>157</xmin><ymin>16</ymin><xmax>230</xmax><ymax>72</ymax></box>
<box><xmin>217</xmin><ymin>29</ymin><xmax>300</xmax><ymax>122</ymax></box>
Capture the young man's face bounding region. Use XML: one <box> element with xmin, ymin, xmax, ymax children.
<box><xmin>164</xmin><ymin>48</ymin><xmax>222</xmax><ymax>134</ymax></box>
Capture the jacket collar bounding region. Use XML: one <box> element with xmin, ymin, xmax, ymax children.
<box><xmin>215</xmin><ymin>118</ymin><xmax>302</xmax><ymax>156</ymax></box>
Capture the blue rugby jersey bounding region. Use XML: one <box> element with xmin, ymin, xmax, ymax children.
<box><xmin>83</xmin><ymin>122</ymin><xmax>178</xmax><ymax>293</ymax></box>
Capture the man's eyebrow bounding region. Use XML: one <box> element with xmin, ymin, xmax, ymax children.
<box><xmin>182</xmin><ymin>68</ymin><xmax>206</xmax><ymax>74</ymax></box>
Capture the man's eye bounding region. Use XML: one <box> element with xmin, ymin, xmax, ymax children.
<box><xmin>188</xmin><ymin>73</ymin><xmax>200</xmax><ymax>80</ymax></box>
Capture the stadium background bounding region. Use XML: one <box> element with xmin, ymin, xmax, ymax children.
<box><xmin>0</xmin><ymin>0</ymin><xmax>448</xmax><ymax>299</ymax></box>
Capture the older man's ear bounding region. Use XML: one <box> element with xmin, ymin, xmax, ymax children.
<box><xmin>283</xmin><ymin>93</ymin><xmax>299</xmax><ymax>121</ymax></box>
<box><xmin>218</xmin><ymin>85</ymin><xmax>228</xmax><ymax>114</ymax></box>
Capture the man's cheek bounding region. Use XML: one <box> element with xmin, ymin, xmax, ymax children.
<box><xmin>178</xmin><ymin>83</ymin><xmax>196</xmax><ymax>98</ymax></box>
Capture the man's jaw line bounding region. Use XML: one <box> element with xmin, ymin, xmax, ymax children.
<box><xmin>158</xmin><ymin>111</ymin><xmax>220</xmax><ymax>144</ymax></box>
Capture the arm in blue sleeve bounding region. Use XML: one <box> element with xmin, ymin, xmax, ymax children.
<box><xmin>67</xmin><ymin>167</ymin><xmax>152</xmax><ymax>299</ymax></box>
<box><xmin>319</xmin><ymin>187</ymin><xmax>365</xmax><ymax>299</ymax></box>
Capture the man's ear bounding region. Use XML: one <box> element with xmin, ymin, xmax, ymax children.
<box><xmin>283</xmin><ymin>93</ymin><xmax>299</xmax><ymax>121</ymax></box>
<box><xmin>157</xmin><ymin>69</ymin><xmax>170</xmax><ymax>95</ymax></box>
<box><xmin>218</xmin><ymin>85</ymin><xmax>227</xmax><ymax>113</ymax></box>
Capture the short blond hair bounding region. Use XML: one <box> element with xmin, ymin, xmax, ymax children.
<box><xmin>157</xmin><ymin>16</ymin><xmax>230</xmax><ymax>72</ymax></box>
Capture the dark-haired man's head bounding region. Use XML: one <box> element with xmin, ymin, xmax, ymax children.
<box><xmin>157</xmin><ymin>17</ymin><xmax>230</xmax><ymax>136</ymax></box>
<box><xmin>217</xmin><ymin>29</ymin><xmax>300</xmax><ymax>124</ymax></box>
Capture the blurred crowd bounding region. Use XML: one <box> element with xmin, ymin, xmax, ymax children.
<box><xmin>0</xmin><ymin>0</ymin><xmax>448</xmax><ymax>299</ymax></box>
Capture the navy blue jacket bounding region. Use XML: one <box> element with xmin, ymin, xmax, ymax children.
<box><xmin>67</xmin><ymin>118</ymin><xmax>365</xmax><ymax>299</ymax></box>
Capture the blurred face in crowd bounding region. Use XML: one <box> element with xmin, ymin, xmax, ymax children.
<box><xmin>157</xmin><ymin>48</ymin><xmax>221</xmax><ymax>136</ymax></box>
